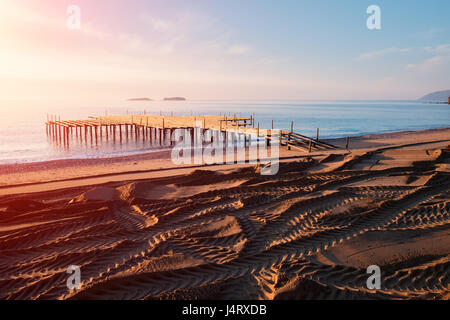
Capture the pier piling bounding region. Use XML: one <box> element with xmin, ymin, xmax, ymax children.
<box><xmin>44</xmin><ymin>114</ymin><xmax>336</xmax><ymax>153</ymax></box>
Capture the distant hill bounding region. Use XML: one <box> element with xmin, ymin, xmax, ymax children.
<box><xmin>128</xmin><ymin>98</ymin><xmax>152</xmax><ymax>101</ymax></box>
<box><xmin>164</xmin><ymin>97</ymin><xmax>186</xmax><ymax>101</ymax></box>
<box><xmin>419</xmin><ymin>90</ymin><xmax>450</xmax><ymax>102</ymax></box>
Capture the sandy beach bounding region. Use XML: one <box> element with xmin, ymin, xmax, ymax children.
<box><xmin>0</xmin><ymin>127</ymin><xmax>449</xmax><ymax>299</ymax></box>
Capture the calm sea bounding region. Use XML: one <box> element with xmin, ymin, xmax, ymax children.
<box><xmin>0</xmin><ymin>100</ymin><xmax>448</xmax><ymax>164</ymax></box>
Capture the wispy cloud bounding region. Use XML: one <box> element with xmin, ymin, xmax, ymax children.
<box><xmin>140</xmin><ymin>14</ymin><xmax>175</xmax><ymax>32</ymax></box>
<box><xmin>406</xmin><ymin>55</ymin><xmax>450</xmax><ymax>72</ymax></box>
<box><xmin>415</xmin><ymin>27</ymin><xmax>448</xmax><ymax>39</ymax></box>
<box><xmin>422</xmin><ymin>44</ymin><xmax>450</xmax><ymax>54</ymax></box>
<box><xmin>404</xmin><ymin>44</ymin><xmax>450</xmax><ymax>72</ymax></box>
<box><xmin>358</xmin><ymin>47</ymin><xmax>411</xmax><ymax>60</ymax></box>
<box><xmin>228</xmin><ymin>45</ymin><xmax>251</xmax><ymax>55</ymax></box>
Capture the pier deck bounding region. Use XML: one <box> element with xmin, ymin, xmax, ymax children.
<box><xmin>45</xmin><ymin>114</ymin><xmax>337</xmax><ymax>152</ymax></box>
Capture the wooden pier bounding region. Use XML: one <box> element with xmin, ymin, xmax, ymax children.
<box><xmin>45</xmin><ymin>114</ymin><xmax>336</xmax><ymax>152</ymax></box>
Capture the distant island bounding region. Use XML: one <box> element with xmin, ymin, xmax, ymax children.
<box><xmin>164</xmin><ymin>97</ymin><xmax>186</xmax><ymax>101</ymax></box>
<box><xmin>128</xmin><ymin>98</ymin><xmax>152</xmax><ymax>101</ymax></box>
<box><xmin>419</xmin><ymin>90</ymin><xmax>450</xmax><ymax>103</ymax></box>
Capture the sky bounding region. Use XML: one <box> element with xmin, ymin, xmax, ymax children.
<box><xmin>0</xmin><ymin>0</ymin><xmax>449</xmax><ymax>102</ymax></box>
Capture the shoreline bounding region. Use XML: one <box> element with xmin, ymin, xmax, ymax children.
<box><xmin>1</xmin><ymin>126</ymin><xmax>448</xmax><ymax>169</ymax></box>
<box><xmin>1</xmin><ymin>126</ymin><xmax>449</xmax><ymax>168</ymax></box>
<box><xmin>0</xmin><ymin>127</ymin><xmax>449</xmax><ymax>196</ymax></box>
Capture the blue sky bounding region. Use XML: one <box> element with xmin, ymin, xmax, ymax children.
<box><xmin>1</xmin><ymin>0</ymin><xmax>449</xmax><ymax>101</ymax></box>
